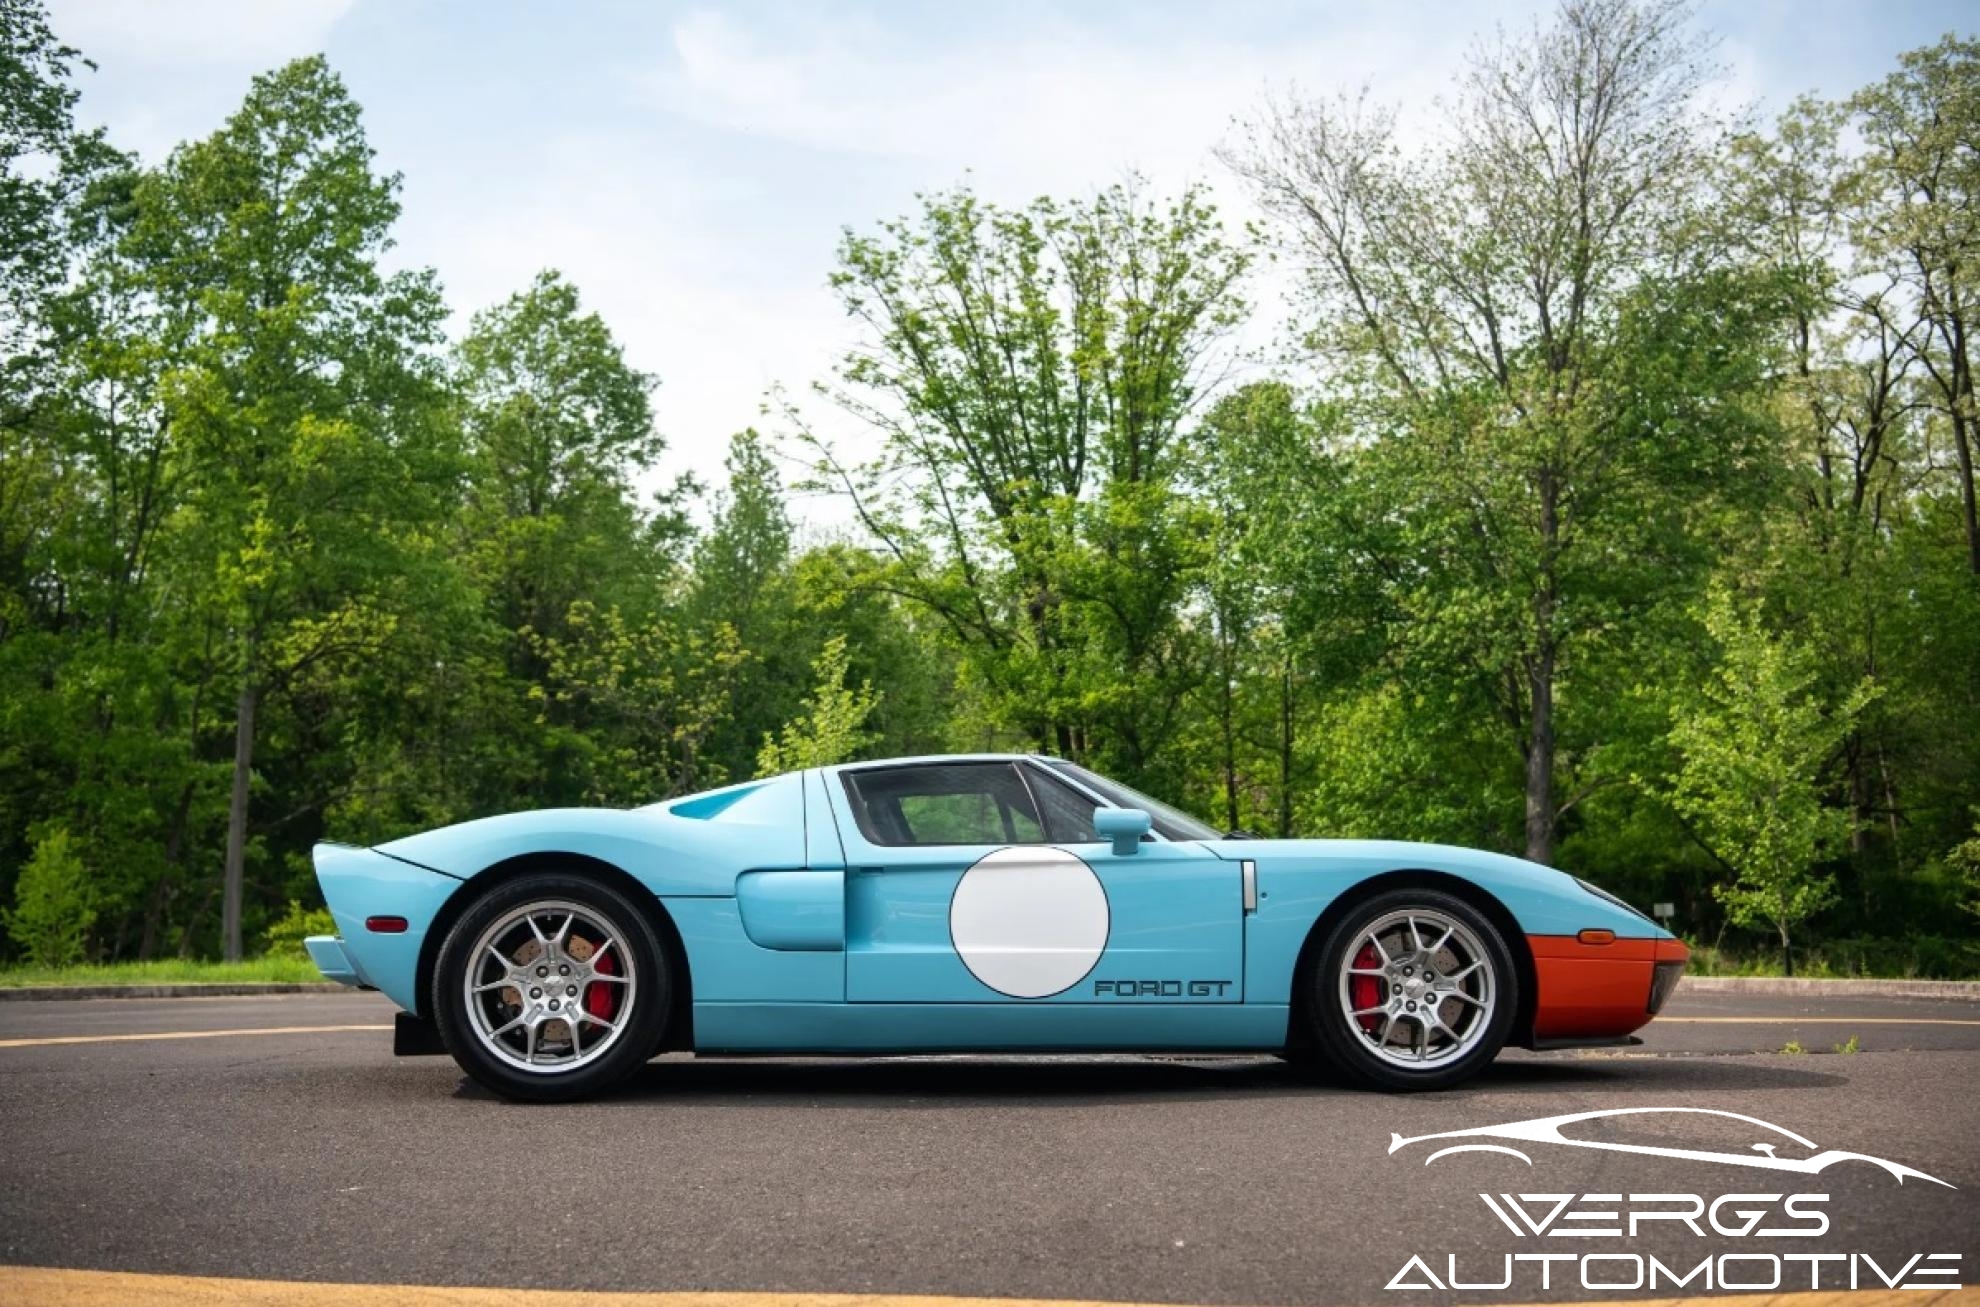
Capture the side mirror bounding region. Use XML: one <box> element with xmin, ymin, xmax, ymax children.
<box><xmin>1094</xmin><ymin>806</ymin><xmax>1152</xmax><ymax>857</ymax></box>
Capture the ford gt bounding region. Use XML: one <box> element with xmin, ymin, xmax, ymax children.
<box><xmin>305</xmin><ymin>754</ymin><xmax>1688</xmax><ymax>1100</ymax></box>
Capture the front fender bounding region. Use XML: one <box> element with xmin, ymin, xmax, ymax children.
<box><xmin>1204</xmin><ymin>838</ymin><xmax>1669</xmax><ymax>1007</ymax></box>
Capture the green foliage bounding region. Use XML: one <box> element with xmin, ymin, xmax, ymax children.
<box><xmin>261</xmin><ymin>899</ymin><xmax>334</xmax><ymax>960</ymax></box>
<box><xmin>1954</xmin><ymin>829</ymin><xmax>1980</xmax><ymax>922</ymax></box>
<box><xmin>756</xmin><ymin>636</ymin><xmax>881</xmax><ymax>777</ymax></box>
<box><xmin>0</xmin><ymin>0</ymin><xmax>1974</xmax><ymax>974</ymax></box>
<box><xmin>1666</xmin><ymin>587</ymin><xmax>1877</xmax><ymax>970</ymax></box>
<box><xmin>3</xmin><ymin>826</ymin><xmax>94</xmax><ymax>967</ymax></box>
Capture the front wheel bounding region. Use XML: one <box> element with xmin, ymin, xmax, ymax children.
<box><xmin>1303</xmin><ymin>888</ymin><xmax>1515</xmax><ymax>1091</ymax></box>
<box><xmin>432</xmin><ymin>873</ymin><xmax>672</xmax><ymax>1102</ymax></box>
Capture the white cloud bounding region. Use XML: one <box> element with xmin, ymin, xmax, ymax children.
<box><xmin>640</xmin><ymin>7</ymin><xmax>1467</xmax><ymax>199</ymax></box>
<box><xmin>50</xmin><ymin>0</ymin><xmax>356</xmax><ymax>68</ymax></box>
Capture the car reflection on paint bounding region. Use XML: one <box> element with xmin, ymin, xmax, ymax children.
<box><xmin>1389</xmin><ymin>1107</ymin><xmax>1952</xmax><ymax>1186</ymax></box>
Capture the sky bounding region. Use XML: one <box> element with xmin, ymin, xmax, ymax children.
<box><xmin>43</xmin><ymin>0</ymin><xmax>1975</xmax><ymax>529</ymax></box>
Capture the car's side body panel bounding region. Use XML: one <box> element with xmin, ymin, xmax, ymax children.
<box><xmin>664</xmin><ymin>895</ymin><xmax>844</xmax><ymax>1003</ymax></box>
<box><xmin>307</xmin><ymin>754</ymin><xmax>1682</xmax><ymax>1054</ymax></box>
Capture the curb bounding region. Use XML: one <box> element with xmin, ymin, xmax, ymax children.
<box><xmin>0</xmin><ymin>982</ymin><xmax>345</xmax><ymax>1002</ymax></box>
<box><xmin>1678</xmin><ymin>975</ymin><xmax>1980</xmax><ymax>1002</ymax></box>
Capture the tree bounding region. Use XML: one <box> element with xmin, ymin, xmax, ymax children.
<box><xmin>3</xmin><ymin>824</ymin><xmax>93</xmax><ymax>967</ymax></box>
<box><xmin>1666</xmin><ymin>587</ymin><xmax>1877</xmax><ymax>973</ymax></box>
<box><xmin>755</xmin><ymin>635</ymin><xmax>880</xmax><ymax>776</ymax></box>
<box><xmin>132</xmin><ymin>58</ymin><xmax>452</xmax><ymax>958</ymax></box>
<box><xmin>456</xmin><ymin>269</ymin><xmax>683</xmax><ymax>655</ymax></box>
<box><xmin>688</xmin><ymin>430</ymin><xmax>805</xmax><ymax>780</ymax></box>
<box><xmin>1226</xmin><ymin>0</ymin><xmax>1780</xmax><ymax>864</ymax></box>
<box><xmin>1849</xmin><ymin>37</ymin><xmax>1980</xmax><ymax>575</ymax></box>
<box><xmin>0</xmin><ymin>0</ymin><xmax>120</xmax><ymax>371</ymax></box>
<box><xmin>806</xmin><ymin>181</ymin><xmax>1246</xmax><ymax>769</ymax></box>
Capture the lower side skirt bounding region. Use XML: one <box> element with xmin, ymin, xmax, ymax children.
<box><xmin>690</xmin><ymin>1001</ymin><xmax>1291</xmax><ymax>1055</ymax></box>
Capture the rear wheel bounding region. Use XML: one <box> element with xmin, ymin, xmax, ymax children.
<box><xmin>1303</xmin><ymin>888</ymin><xmax>1514</xmax><ymax>1091</ymax></box>
<box><xmin>432</xmin><ymin>873</ymin><xmax>671</xmax><ymax>1102</ymax></box>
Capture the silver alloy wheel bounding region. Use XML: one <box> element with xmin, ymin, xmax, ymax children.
<box><xmin>1336</xmin><ymin>907</ymin><xmax>1495</xmax><ymax>1069</ymax></box>
<box><xmin>463</xmin><ymin>899</ymin><xmax>637</xmax><ymax>1075</ymax></box>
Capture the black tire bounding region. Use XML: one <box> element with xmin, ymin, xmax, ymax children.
<box><xmin>432</xmin><ymin>872</ymin><xmax>672</xmax><ymax>1102</ymax></box>
<box><xmin>1301</xmin><ymin>887</ymin><xmax>1516</xmax><ymax>1092</ymax></box>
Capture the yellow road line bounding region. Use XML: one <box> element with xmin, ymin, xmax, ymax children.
<box><xmin>1659</xmin><ymin>1017</ymin><xmax>1980</xmax><ymax>1026</ymax></box>
<box><xmin>0</xmin><ymin>1024</ymin><xmax>389</xmax><ymax>1050</ymax></box>
<box><xmin>0</xmin><ymin>1269</ymin><xmax>1972</xmax><ymax>1307</ymax></box>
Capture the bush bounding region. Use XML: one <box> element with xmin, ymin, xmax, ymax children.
<box><xmin>3</xmin><ymin>826</ymin><xmax>96</xmax><ymax>968</ymax></box>
<box><xmin>262</xmin><ymin>899</ymin><xmax>335</xmax><ymax>959</ymax></box>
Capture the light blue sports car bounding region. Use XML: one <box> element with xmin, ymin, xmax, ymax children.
<box><xmin>307</xmin><ymin>754</ymin><xmax>1688</xmax><ymax>1100</ymax></box>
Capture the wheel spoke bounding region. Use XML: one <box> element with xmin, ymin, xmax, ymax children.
<box><xmin>465</xmin><ymin>898</ymin><xmax>636</xmax><ymax>1075</ymax></box>
<box><xmin>1340</xmin><ymin>906</ymin><xmax>1498</xmax><ymax>1071</ymax></box>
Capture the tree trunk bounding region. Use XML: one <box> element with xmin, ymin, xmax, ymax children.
<box><xmin>1523</xmin><ymin>649</ymin><xmax>1556</xmax><ymax>866</ymax></box>
<box><xmin>1220</xmin><ymin>637</ymin><xmax>1239</xmax><ymax>833</ymax></box>
<box><xmin>1951</xmin><ymin>406</ymin><xmax>1980</xmax><ymax>575</ymax></box>
<box><xmin>222</xmin><ymin>677</ymin><xmax>260</xmax><ymax>962</ymax></box>
<box><xmin>1278</xmin><ymin>655</ymin><xmax>1294</xmax><ymax>838</ymax></box>
<box><xmin>1780</xmin><ymin>924</ymin><xmax>1793</xmax><ymax>978</ymax></box>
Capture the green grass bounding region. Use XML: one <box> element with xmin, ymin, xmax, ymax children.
<box><xmin>1684</xmin><ymin>936</ymin><xmax>1980</xmax><ymax>980</ymax></box>
<box><xmin>0</xmin><ymin>956</ymin><xmax>328</xmax><ymax>988</ymax></box>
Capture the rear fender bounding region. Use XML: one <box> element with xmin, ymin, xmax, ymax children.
<box><xmin>312</xmin><ymin>844</ymin><xmax>464</xmax><ymax>1014</ymax></box>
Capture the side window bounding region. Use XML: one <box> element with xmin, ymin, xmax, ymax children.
<box><xmin>843</xmin><ymin>763</ymin><xmax>1046</xmax><ymax>847</ymax></box>
<box><xmin>1025</xmin><ymin>765</ymin><xmax>1100</xmax><ymax>843</ymax></box>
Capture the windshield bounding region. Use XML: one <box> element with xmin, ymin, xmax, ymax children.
<box><xmin>1036</xmin><ymin>759</ymin><xmax>1221</xmax><ymax>842</ymax></box>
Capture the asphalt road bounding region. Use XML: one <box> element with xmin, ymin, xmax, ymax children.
<box><xmin>1</xmin><ymin>986</ymin><xmax>1976</xmax><ymax>1305</ymax></box>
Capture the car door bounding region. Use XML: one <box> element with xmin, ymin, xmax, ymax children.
<box><xmin>826</xmin><ymin>760</ymin><xmax>1243</xmax><ymax>1003</ymax></box>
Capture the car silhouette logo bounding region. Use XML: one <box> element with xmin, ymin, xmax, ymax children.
<box><xmin>1389</xmin><ymin>1107</ymin><xmax>1952</xmax><ymax>1187</ymax></box>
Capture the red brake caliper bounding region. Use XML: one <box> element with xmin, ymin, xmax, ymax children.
<box><xmin>1350</xmin><ymin>943</ymin><xmax>1382</xmax><ymax>1032</ymax></box>
<box><xmin>584</xmin><ymin>946</ymin><xmax>619</xmax><ymax>1021</ymax></box>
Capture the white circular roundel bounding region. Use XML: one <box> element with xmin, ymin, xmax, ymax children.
<box><xmin>949</xmin><ymin>846</ymin><xmax>1109</xmax><ymax>999</ymax></box>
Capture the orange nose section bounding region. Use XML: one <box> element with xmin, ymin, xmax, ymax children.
<box><xmin>1529</xmin><ymin>934</ymin><xmax>1688</xmax><ymax>1041</ymax></box>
